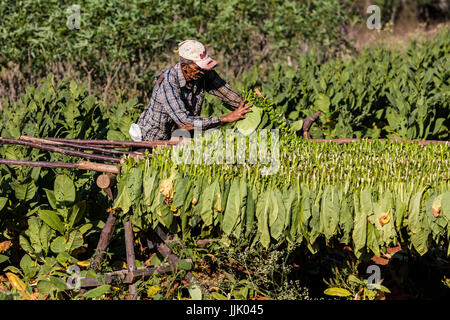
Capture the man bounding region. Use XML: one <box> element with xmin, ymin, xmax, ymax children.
<box><xmin>130</xmin><ymin>40</ymin><xmax>253</xmax><ymax>142</ymax></box>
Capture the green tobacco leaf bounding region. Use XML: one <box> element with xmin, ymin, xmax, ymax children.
<box><xmin>143</xmin><ymin>172</ymin><xmax>158</xmax><ymax>206</ymax></box>
<box><xmin>222</xmin><ymin>178</ymin><xmax>242</xmax><ymax>234</ymax></box>
<box><xmin>37</xmin><ymin>280</ymin><xmax>53</xmax><ymax>295</ymax></box>
<box><xmin>441</xmin><ymin>192</ymin><xmax>450</xmax><ymax>221</ymax></box>
<box><xmin>172</xmin><ymin>175</ymin><xmax>188</xmax><ymax>209</ymax></box>
<box><xmin>411</xmin><ymin>229</ymin><xmax>430</xmax><ymax>256</ymax></box>
<box><xmin>19</xmin><ymin>235</ymin><xmax>34</xmax><ymax>257</ymax></box>
<box><xmin>270</xmin><ymin>189</ymin><xmax>286</xmax><ymax>241</ymax></box>
<box><xmin>314</xmin><ymin>93</ymin><xmax>330</xmax><ymax>115</ymax></box>
<box><xmin>408</xmin><ymin>187</ymin><xmax>427</xmax><ymax>234</ymax></box>
<box><xmin>290</xmin><ymin>119</ymin><xmax>303</xmax><ymax>132</ymax></box>
<box><xmin>43</xmin><ymin>188</ymin><xmax>57</xmax><ymax>210</ymax></box>
<box><xmin>178</xmin><ymin>260</ymin><xmax>192</xmax><ymax>271</ymax></box>
<box><xmin>13</xmin><ymin>180</ymin><xmax>37</xmax><ymax>202</ymax></box>
<box><xmin>65</xmin><ymin>230</ymin><xmax>84</xmax><ymax>253</ymax></box>
<box><xmin>20</xmin><ymin>254</ymin><xmax>36</xmax><ymax>280</ymax></box>
<box><xmin>256</xmin><ymin>189</ymin><xmax>271</xmax><ymax>248</ymax></box>
<box><xmin>68</xmin><ymin>201</ymin><xmax>86</xmax><ymax>229</ymax></box>
<box><xmin>54</xmin><ymin>175</ymin><xmax>76</xmax><ymax>207</ymax></box>
<box><xmin>38</xmin><ymin>210</ymin><xmax>64</xmax><ymax>234</ymax></box>
<box><xmin>367</xmin><ymin>221</ymin><xmax>380</xmax><ymax>257</ymax></box>
<box><xmin>352</xmin><ymin>191</ymin><xmax>368</xmax><ymax>252</ymax></box>
<box><xmin>321</xmin><ymin>186</ymin><xmax>339</xmax><ymax>240</ymax></box>
<box><xmin>236</xmin><ymin>106</ymin><xmax>263</xmax><ymax>136</ymax></box>
<box><xmin>50</xmin><ymin>237</ymin><xmax>66</xmax><ymax>254</ymax></box>
<box><xmin>39</xmin><ymin>223</ymin><xmax>54</xmax><ymax>255</ymax></box>
<box><xmin>113</xmin><ymin>187</ymin><xmax>132</xmax><ymax>214</ymax></box>
<box><xmin>244</xmin><ymin>186</ymin><xmax>256</xmax><ymax>238</ymax></box>
<box><xmin>199</xmin><ymin>180</ymin><xmax>217</xmax><ymax>226</ymax></box>
<box><xmin>107</xmin><ymin>129</ymin><xmax>126</xmax><ymax>141</ymax></box>
<box><xmin>0</xmin><ymin>197</ymin><xmax>8</xmax><ymax>211</ymax></box>
<box><xmin>0</xmin><ymin>255</ymin><xmax>9</xmax><ymax>264</ymax></box>
<box><xmin>83</xmin><ymin>285</ymin><xmax>111</xmax><ymax>299</ymax></box>
<box><xmin>50</xmin><ymin>276</ymin><xmax>68</xmax><ymax>291</ymax></box>
<box><xmin>125</xmin><ymin>165</ymin><xmax>143</xmax><ymax>203</ymax></box>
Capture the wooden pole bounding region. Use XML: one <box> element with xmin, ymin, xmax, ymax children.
<box><xmin>124</xmin><ymin>221</ymin><xmax>138</xmax><ymax>299</ymax></box>
<box><xmin>91</xmin><ymin>174</ymin><xmax>117</xmax><ymax>271</ymax></box>
<box><xmin>90</xmin><ymin>211</ymin><xmax>116</xmax><ymax>270</ymax></box>
<box><xmin>0</xmin><ymin>158</ymin><xmax>119</xmax><ymax>174</ymax></box>
<box><xmin>42</xmin><ymin>137</ymin><xmax>182</xmax><ymax>148</ymax></box>
<box><xmin>0</xmin><ymin>137</ymin><xmax>121</xmax><ymax>163</ymax></box>
<box><xmin>124</xmin><ymin>221</ymin><xmax>137</xmax><ymax>283</ymax></box>
<box><xmin>306</xmin><ymin>138</ymin><xmax>450</xmax><ymax>146</ymax></box>
<box><xmin>20</xmin><ymin>136</ymin><xmax>142</xmax><ymax>156</ymax></box>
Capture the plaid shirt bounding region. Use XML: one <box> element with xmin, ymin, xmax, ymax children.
<box><xmin>137</xmin><ymin>63</ymin><xmax>243</xmax><ymax>141</ymax></box>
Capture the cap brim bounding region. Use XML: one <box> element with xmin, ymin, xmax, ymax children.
<box><xmin>195</xmin><ymin>57</ymin><xmax>217</xmax><ymax>70</ymax></box>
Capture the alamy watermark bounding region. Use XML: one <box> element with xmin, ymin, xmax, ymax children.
<box><xmin>367</xmin><ymin>5</ymin><xmax>382</xmax><ymax>30</ymax></box>
<box><xmin>170</xmin><ymin>122</ymin><xmax>280</xmax><ymax>175</ymax></box>
<box><xmin>66</xmin><ymin>264</ymin><xmax>81</xmax><ymax>290</ymax></box>
<box><xmin>366</xmin><ymin>264</ymin><xmax>381</xmax><ymax>289</ymax></box>
<box><xmin>66</xmin><ymin>5</ymin><xmax>81</xmax><ymax>30</ymax></box>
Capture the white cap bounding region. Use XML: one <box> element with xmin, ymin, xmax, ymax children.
<box><xmin>178</xmin><ymin>40</ymin><xmax>217</xmax><ymax>70</ymax></box>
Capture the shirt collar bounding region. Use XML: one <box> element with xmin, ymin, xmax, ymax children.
<box><xmin>175</xmin><ymin>62</ymin><xmax>187</xmax><ymax>88</ymax></box>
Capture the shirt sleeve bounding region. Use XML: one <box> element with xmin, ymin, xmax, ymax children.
<box><xmin>205</xmin><ymin>70</ymin><xmax>243</xmax><ymax>110</ymax></box>
<box><xmin>161</xmin><ymin>72</ymin><xmax>221</xmax><ymax>129</ymax></box>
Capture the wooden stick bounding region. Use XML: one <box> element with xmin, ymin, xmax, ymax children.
<box><xmin>0</xmin><ymin>137</ymin><xmax>121</xmax><ymax>163</ymax></box>
<box><xmin>124</xmin><ymin>221</ymin><xmax>137</xmax><ymax>284</ymax></box>
<box><xmin>20</xmin><ymin>136</ymin><xmax>142</xmax><ymax>156</ymax></box>
<box><xmin>42</xmin><ymin>137</ymin><xmax>182</xmax><ymax>148</ymax></box>
<box><xmin>96</xmin><ymin>173</ymin><xmax>116</xmax><ymax>190</ymax></box>
<box><xmin>0</xmin><ymin>158</ymin><xmax>119</xmax><ymax>174</ymax></box>
<box><xmin>306</xmin><ymin>138</ymin><xmax>450</xmax><ymax>146</ymax></box>
<box><xmin>90</xmin><ymin>210</ymin><xmax>117</xmax><ymax>271</ymax></box>
<box><xmin>79</xmin><ymin>260</ymin><xmax>193</xmax><ymax>288</ymax></box>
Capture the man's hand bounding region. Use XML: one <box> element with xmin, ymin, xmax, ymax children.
<box><xmin>220</xmin><ymin>99</ymin><xmax>253</xmax><ymax>123</ymax></box>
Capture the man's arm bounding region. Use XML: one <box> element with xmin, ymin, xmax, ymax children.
<box><xmin>204</xmin><ymin>70</ymin><xmax>243</xmax><ymax>110</ymax></box>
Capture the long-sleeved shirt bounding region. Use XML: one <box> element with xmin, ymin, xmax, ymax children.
<box><xmin>137</xmin><ymin>62</ymin><xmax>243</xmax><ymax>141</ymax></box>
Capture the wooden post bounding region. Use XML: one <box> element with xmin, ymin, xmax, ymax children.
<box><xmin>90</xmin><ymin>210</ymin><xmax>116</xmax><ymax>271</ymax></box>
<box><xmin>90</xmin><ymin>174</ymin><xmax>117</xmax><ymax>270</ymax></box>
<box><xmin>124</xmin><ymin>221</ymin><xmax>137</xmax><ymax>277</ymax></box>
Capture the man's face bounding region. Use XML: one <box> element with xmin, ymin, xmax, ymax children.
<box><xmin>181</xmin><ymin>62</ymin><xmax>206</xmax><ymax>82</ymax></box>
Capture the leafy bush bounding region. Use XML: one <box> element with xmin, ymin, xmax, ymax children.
<box><xmin>206</xmin><ymin>28</ymin><xmax>450</xmax><ymax>140</ymax></box>
<box><xmin>0</xmin><ymin>0</ymin><xmax>356</xmax><ymax>104</ymax></box>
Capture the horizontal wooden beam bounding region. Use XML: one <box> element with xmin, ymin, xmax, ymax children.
<box><xmin>79</xmin><ymin>260</ymin><xmax>193</xmax><ymax>288</ymax></box>
<box><xmin>41</xmin><ymin>137</ymin><xmax>182</xmax><ymax>148</ymax></box>
<box><xmin>0</xmin><ymin>158</ymin><xmax>119</xmax><ymax>174</ymax></box>
<box><xmin>306</xmin><ymin>138</ymin><xmax>449</xmax><ymax>146</ymax></box>
<box><xmin>0</xmin><ymin>137</ymin><xmax>121</xmax><ymax>163</ymax></box>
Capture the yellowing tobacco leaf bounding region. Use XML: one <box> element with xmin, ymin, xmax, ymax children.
<box><xmin>0</xmin><ymin>240</ymin><xmax>12</xmax><ymax>253</ymax></box>
<box><xmin>324</xmin><ymin>287</ymin><xmax>352</xmax><ymax>297</ymax></box>
<box><xmin>159</xmin><ymin>178</ymin><xmax>174</xmax><ymax>200</ymax></box>
<box><xmin>6</xmin><ymin>272</ymin><xmax>36</xmax><ymax>300</ymax></box>
<box><xmin>158</xmin><ymin>167</ymin><xmax>177</xmax><ymax>200</ymax></box>
<box><xmin>76</xmin><ymin>260</ymin><xmax>90</xmax><ymax>268</ymax></box>
<box><xmin>432</xmin><ymin>195</ymin><xmax>442</xmax><ymax>218</ymax></box>
<box><xmin>147</xmin><ymin>285</ymin><xmax>159</xmax><ymax>297</ymax></box>
<box><xmin>379</xmin><ymin>210</ymin><xmax>390</xmax><ymax>226</ymax></box>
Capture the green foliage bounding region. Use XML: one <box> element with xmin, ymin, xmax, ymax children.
<box><xmin>324</xmin><ymin>260</ymin><xmax>391</xmax><ymax>300</ymax></box>
<box><xmin>206</xmin><ymin>29</ymin><xmax>449</xmax><ymax>140</ymax></box>
<box><xmin>113</xmin><ymin>129</ymin><xmax>450</xmax><ymax>258</ymax></box>
<box><xmin>0</xmin><ymin>0</ymin><xmax>356</xmax><ymax>105</ymax></box>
